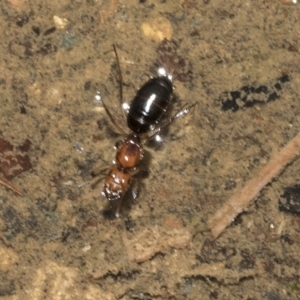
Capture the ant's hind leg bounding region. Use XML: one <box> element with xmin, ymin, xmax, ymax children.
<box><xmin>102</xmin><ymin>199</ymin><xmax>123</xmax><ymax>219</ymax></box>
<box><xmin>130</xmin><ymin>174</ymin><xmax>141</xmax><ymax>201</ymax></box>
<box><xmin>129</xmin><ymin>168</ymin><xmax>149</xmax><ymax>204</ymax></box>
<box><xmin>101</xmin><ymin>96</ymin><xmax>127</xmax><ymax>136</ymax></box>
<box><xmin>90</xmin><ymin>165</ymin><xmax>110</xmax><ymax>190</ymax></box>
<box><xmin>113</xmin><ymin>45</ymin><xmax>128</xmax><ymax>122</ymax></box>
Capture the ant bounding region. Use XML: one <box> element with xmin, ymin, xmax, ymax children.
<box><xmin>92</xmin><ymin>45</ymin><xmax>197</xmax><ymax>218</ymax></box>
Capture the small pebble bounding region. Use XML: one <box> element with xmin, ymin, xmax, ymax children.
<box><xmin>53</xmin><ymin>15</ymin><xmax>69</xmax><ymax>29</ymax></box>
<box><xmin>141</xmin><ymin>17</ymin><xmax>173</xmax><ymax>42</ymax></box>
<box><xmin>74</xmin><ymin>142</ymin><xmax>84</xmax><ymax>153</ymax></box>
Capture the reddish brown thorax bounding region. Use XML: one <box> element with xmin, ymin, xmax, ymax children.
<box><xmin>116</xmin><ymin>134</ymin><xmax>142</xmax><ymax>169</ymax></box>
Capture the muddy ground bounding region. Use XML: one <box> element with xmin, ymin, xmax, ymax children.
<box><xmin>0</xmin><ymin>0</ymin><xmax>300</xmax><ymax>299</ymax></box>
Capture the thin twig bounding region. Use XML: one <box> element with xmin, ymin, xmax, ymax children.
<box><xmin>0</xmin><ymin>176</ymin><xmax>23</xmax><ymax>196</ymax></box>
<box><xmin>208</xmin><ymin>131</ymin><xmax>300</xmax><ymax>239</ymax></box>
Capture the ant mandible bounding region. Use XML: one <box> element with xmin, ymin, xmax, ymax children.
<box><xmin>92</xmin><ymin>45</ymin><xmax>196</xmax><ymax>217</ymax></box>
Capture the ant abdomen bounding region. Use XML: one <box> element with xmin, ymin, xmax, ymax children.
<box><xmin>127</xmin><ymin>76</ymin><xmax>173</xmax><ymax>134</ymax></box>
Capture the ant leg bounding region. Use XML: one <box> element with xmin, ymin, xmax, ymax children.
<box><xmin>78</xmin><ymin>165</ymin><xmax>109</xmax><ymax>189</ymax></box>
<box><xmin>130</xmin><ymin>167</ymin><xmax>141</xmax><ymax>200</ymax></box>
<box><xmin>146</xmin><ymin>102</ymin><xmax>198</xmax><ymax>142</ymax></box>
<box><xmin>101</xmin><ymin>96</ymin><xmax>127</xmax><ymax>136</ymax></box>
<box><xmin>113</xmin><ymin>197</ymin><xmax>123</xmax><ymax>218</ymax></box>
<box><xmin>91</xmin><ymin>156</ymin><xmax>112</xmax><ymax>177</ymax></box>
<box><xmin>91</xmin><ymin>165</ymin><xmax>110</xmax><ymax>177</ymax></box>
<box><xmin>113</xmin><ymin>44</ymin><xmax>128</xmax><ymax>121</ymax></box>
<box><xmin>102</xmin><ymin>195</ymin><xmax>124</xmax><ymax>219</ymax></box>
<box><xmin>90</xmin><ymin>166</ymin><xmax>110</xmax><ymax>189</ymax></box>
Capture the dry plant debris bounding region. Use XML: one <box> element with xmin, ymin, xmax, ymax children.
<box><xmin>0</xmin><ymin>176</ymin><xmax>23</xmax><ymax>196</ymax></box>
<box><xmin>208</xmin><ymin>131</ymin><xmax>300</xmax><ymax>239</ymax></box>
